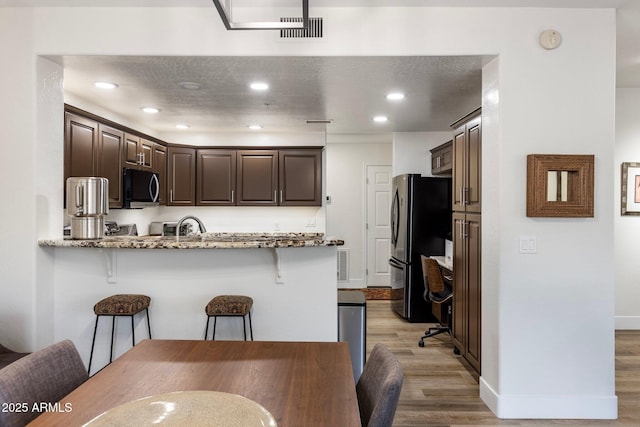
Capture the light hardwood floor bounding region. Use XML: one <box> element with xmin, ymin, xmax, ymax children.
<box><xmin>365</xmin><ymin>300</ymin><xmax>640</xmax><ymax>427</ymax></box>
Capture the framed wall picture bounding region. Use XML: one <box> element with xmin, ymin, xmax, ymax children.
<box><xmin>621</xmin><ymin>162</ymin><xmax>640</xmax><ymax>215</ymax></box>
<box><xmin>526</xmin><ymin>154</ymin><xmax>594</xmax><ymax>217</ymax></box>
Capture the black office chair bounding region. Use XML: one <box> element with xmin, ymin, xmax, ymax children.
<box><xmin>418</xmin><ymin>255</ymin><xmax>453</xmax><ymax>348</ymax></box>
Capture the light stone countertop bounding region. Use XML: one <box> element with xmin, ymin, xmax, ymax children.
<box><xmin>38</xmin><ymin>232</ymin><xmax>344</xmax><ymax>249</ymax></box>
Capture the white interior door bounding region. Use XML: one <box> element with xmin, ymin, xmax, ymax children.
<box><xmin>366</xmin><ymin>165</ymin><xmax>392</xmax><ymax>287</ymax></box>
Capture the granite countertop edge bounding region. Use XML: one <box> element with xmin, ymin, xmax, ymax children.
<box><xmin>38</xmin><ymin>233</ymin><xmax>344</xmax><ymax>249</ymax></box>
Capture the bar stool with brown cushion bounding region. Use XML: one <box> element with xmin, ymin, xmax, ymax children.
<box><xmin>88</xmin><ymin>294</ymin><xmax>152</xmax><ymax>376</ymax></box>
<box><xmin>204</xmin><ymin>295</ymin><xmax>253</xmax><ymax>341</ymax></box>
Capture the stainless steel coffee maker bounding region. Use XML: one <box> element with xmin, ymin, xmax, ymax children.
<box><xmin>66</xmin><ymin>177</ymin><xmax>109</xmax><ymax>239</ymax></box>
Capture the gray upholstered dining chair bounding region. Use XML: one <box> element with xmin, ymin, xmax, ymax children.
<box><xmin>356</xmin><ymin>343</ymin><xmax>404</xmax><ymax>427</ymax></box>
<box><xmin>0</xmin><ymin>343</ymin><xmax>29</xmax><ymax>370</ymax></box>
<box><xmin>0</xmin><ymin>339</ymin><xmax>88</xmax><ymax>427</ymax></box>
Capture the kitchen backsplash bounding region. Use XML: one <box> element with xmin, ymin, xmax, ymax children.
<box><xmin>70</xmin><ymin>205</ymin><xmax>326</xmax><ymax>236</ymax></box>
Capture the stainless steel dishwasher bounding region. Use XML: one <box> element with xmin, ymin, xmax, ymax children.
<box><xmin>338</xmin><ymin>290</ymin><xmax>367</xmax><ymax>382</ymax></box>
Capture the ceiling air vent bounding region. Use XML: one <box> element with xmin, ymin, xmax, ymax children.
<box><xmin>280</xmin><ymin>17</ymin><xmax>323</xmax><ymax>38</ymax></box>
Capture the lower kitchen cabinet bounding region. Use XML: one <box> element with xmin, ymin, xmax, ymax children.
<box><xmin>167</xmin><ymin>146</ymin><xmax>196</xmax><ymax>206</ymax></box>
<box><xmin>452</xmin><ymin>212</ymin><xmax>481</xmax><ymax>375</ymax></box>
<box><xmin>197</xmin><ymin>149</ymin><xmax>237</xmax><ymax>206</ymax></box>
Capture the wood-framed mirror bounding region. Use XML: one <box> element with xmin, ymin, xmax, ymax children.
<box><xmin>526</xmin><ymin>154</ymin><xmax>594</xmax><ymax>217</ymax></box>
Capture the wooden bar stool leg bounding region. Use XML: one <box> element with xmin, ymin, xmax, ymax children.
<box><xmin>248</xmin><ymin>311</ymin><xmax>253</xmax><ymax>341</ymax></box>
<box><xmin>212</xmin><ymin>316</ymin><xmax>217</xmax><ymax>340</ymax></box>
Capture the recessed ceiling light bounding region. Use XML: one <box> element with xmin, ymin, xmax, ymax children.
<box><xmin>250</xmin><ymin>82</ymin><xmax>269</xmax><ymax>91</ymax></box>
<box><xmin>386</xmin><ymin>92</ymin><xmax>405</xmax><ymax>101</ymax></box>
<box><xmin>373</xmin><ymin>116</ymin><xmax>389</xmax><ymax>123</ymax></box>
<box><xmin>176</xmin><ymin>124</ymin><xmax>191</xmax><ymax>129</ymax></box>
<box><xmin>179</xmin><ymin>82</ymin><xmax>202</xmax><ymax>90</ymax></box>
<box><xmin>94</xmin><ymin>81</ymin><xmax>118</xmax><ymax>90</ymax></box>
<box><xmin>141</xmin><ymin>107</ymin><xmax>160</xmax><ymax>114</ymax></box>
<box><xmin>248</xmin><ymin>124</ymin><xmax>263</xmax><ymax>130</ymax></box>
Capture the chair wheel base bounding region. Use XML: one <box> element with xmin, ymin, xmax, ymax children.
<box><xmin>418</xmin><ymin>340</ymin><xmax>425</xmax><ymax>347</ymax></box>
<box><xmin>454</xmin><ymin>347</ymin><xmax>461</xmax><ymax>355</ymax></box>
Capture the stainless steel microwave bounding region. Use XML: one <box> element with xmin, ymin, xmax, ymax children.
<box><xmin>122</xmin><ymin>168</ymin><xmax>159</xmax><ymax>208</ymax></box>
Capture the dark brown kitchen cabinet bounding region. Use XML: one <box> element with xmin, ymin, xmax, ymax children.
<box><xmin>451</xmin><ymin>107</ymin><xmax>481</xmax><ymax>377</ymax></box>
<box><xmin>64</xmin><ymin>112</ymin><xmax>124</xmax><ymax>208</ymax></box>
<box><xmin>123</xmin><ymin>133</ymin><xmax>153</xmax><ymax>171</ymax></box>
<box><xmin>451</xmin><ymin>212</ymin><xmax>481</xmax><ymax>375</ymax></box>
<box><xmin>97</xmin><ymin>124</ymin><xmax>124</xmax><ymax>207</ymax></box>
<box><xmin>278</xmin><ymin>149</ymin><xmax>322</xmax><ymax>206</ymax></box>
<box><xmin>197</xmin><ymin>149</ymin><xmax>237</xmax><ymax>206</ymax></box>
<box><xmin>237</xmin><ymin>150</ymin><xmax>278</xmax><ymax>206</ymax></box>
<box><xmin>152</xmin><ymin>143</ymin><xmax>167</xmax><ymax>205</ymax></box>
<box><xmin>430</xmin><ymin>140</ymin><xmax>452</xmax><ymax>175</ymax></box>
<box><xmin>167</xmin><ymin>146</ymin><xmax>196</xmax><ymax>206</ymax></box>
<box><xmin>452</xmin><ymin>109</ymin><xmax>481</xmax><ymax>213</ymax></box>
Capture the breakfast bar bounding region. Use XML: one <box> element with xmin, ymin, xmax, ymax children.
<box><xmin>37</xmin><ymin>233</ymin><xmax>344</xmax><ymax>372</ymax></box>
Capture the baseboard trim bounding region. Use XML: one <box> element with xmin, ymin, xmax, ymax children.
<box><xmin>615</xmin><ymin>316</ymin><xmax>640</xmax><ymax>330</ymax></box>
<box><xmin>480</xmin><ymin>377</ymin><xmax>618</xmax><ymax>419</ymax></box>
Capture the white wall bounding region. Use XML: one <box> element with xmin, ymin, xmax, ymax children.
<box><xmin>50</xmin><ymin>246</ymin><xmax>338</xmax><ymax>374</ymax></box>
<box><xmin>325</xmin><ymin>134</ymin><xmax>392</xmax><ymax>289</ymax></box>
<box><xmin>392</xmin><ymin>131</ymin><xmax>452</xmax><ymax>177</ymax></box>
<box><xmin>615</xmin><ymin>88</ymin><xmax>640</xmax><ymax>329</ymax></box>
<box><xmin>0</xmin><ymin>5</ymin><xmax>617</xmax><ymax>420</ymax></box>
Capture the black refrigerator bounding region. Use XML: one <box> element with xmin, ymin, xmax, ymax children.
<box><xmin>389</xmin><ymin>174</ymin><xmax>451</xmax><ymax>322</ymax></box>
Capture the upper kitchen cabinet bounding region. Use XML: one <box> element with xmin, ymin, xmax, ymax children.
<box><xmin>452</xmin><ymin>108</ymin><xmax>481</xmax><ymax>213</ymax></box>
<box><xmin>64</xmin><ymin>112</ymin><xmax>123</xmax><ymax>208</ymax></box>
<box><xmin>96</xmin><ymin>124</ymin><xmax>124</xmax><ymax>207</ymax></box>
<box><xmin>237</xmin><ymin>150</ymin><xmax>278</xmax><ymax>206</ymax></box>
<box><xmin>430</xmin><ymin>140</ymin><xmax>453</xmax><ymax>175</ymax></box>
<box><xmin>278</xmin><ymin>149</ymin><xmax>322</xmax><ymax>206</ymax></box>
<box><xmin>167</xmin><ymin>146</ymin><xmax>196</xmax><ymax>206</ymax></box>
<box><xmin>64</xmin><ymin>112</ymin><xmax>97</xmax><ymax>179</ymax></box>
<box><xmin>197</xmin><ymin>149</ymin><xmax>237</xmax><ymax>206</ymax></box>
<box><xmin>152</xmin><ymin>143</ymin><xmax>167</xmax><ymax>205</ymax></box>
<box><xmin>123</xmin><ymin>133</ymin><xmax>153</xmax><ymax>171</ymax></box>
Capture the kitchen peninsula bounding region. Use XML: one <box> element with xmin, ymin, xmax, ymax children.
<box><xmin>38</xmin><ymin>233</ymin><xmax>343</xmax><ymax>372</ymax></box>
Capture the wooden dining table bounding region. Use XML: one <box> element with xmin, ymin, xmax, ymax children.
<box><xmin>28</xmin><ymin>339</ymin><xmax>362</xmax><ymax>426</ymax></box>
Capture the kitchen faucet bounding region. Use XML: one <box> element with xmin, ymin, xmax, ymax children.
<box><xmin>176</xmin><ymin>215</ymin><xmax>207</xmax><ymax>237</ymax></box>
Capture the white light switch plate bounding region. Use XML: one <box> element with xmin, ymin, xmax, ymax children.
<box><xmin>519</xmin><ymin>236</ymin><xmax>537</xmax><ymax>254</ymax></box>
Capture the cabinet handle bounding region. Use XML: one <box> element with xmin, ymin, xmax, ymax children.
<box><xmin>464</xmin><ymin>187</ymin><xmax>470</xmax><ymax>205</ymax></box>
<box><xmin>142</xmin><ymin>153</ymin><xmax>146</xmax><ymax>166</ymax></box>
<box><xmin>170</xmin><ymin>189</ymin><xmax>173</xmax><ymax>204</ymax></box>
<box><xmin>274</xmin><ymin>190</ymin><xmax>277</xmax><ymax>203</ymax></box>
<box><xmin>459</xmin><ymin>220</ymin><xmax>468</xmax><ymax>239</ymax></box>
<box><xmin>280</xmin><ymin>190</ymin><xmax>283</xmax><ymax>204</ymax></box>
<box><xmin>231</xmin><ymin>190</ymin><xmax>234</xmax><ymax>204</ymax></box>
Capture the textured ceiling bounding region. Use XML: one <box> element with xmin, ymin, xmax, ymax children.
<box><xmin>61</xmin><ymin>55</ymin><xmax>491</xmax><ymax>136</ymax></box>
